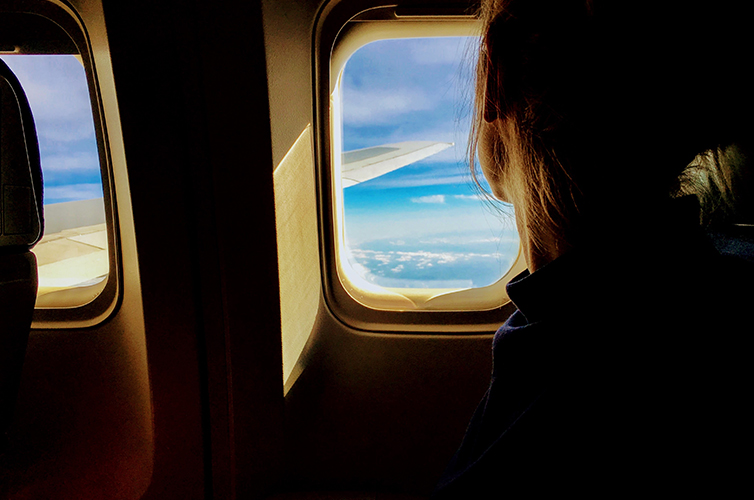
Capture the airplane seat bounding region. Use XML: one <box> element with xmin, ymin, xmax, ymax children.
<box><xmin>0</xmin><ymin>59</ymin><xmax>43</xmax><ymax>453</ymax></box>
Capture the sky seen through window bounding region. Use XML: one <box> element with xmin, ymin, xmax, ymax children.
<box><xmin>340</xmin><ymin>37</ymin><xmax>519</xmax><ymax>289</ymax></box>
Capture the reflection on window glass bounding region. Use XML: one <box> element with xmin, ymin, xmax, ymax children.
<box><xmin>340</xmin><ymin>37</ymin><xmax>518</xmax><ymax>289</ymax></box>
<box><xmin>0</xmin><ymin>55</ymin><xmax>108</xmax><ymax>306</ymax></box>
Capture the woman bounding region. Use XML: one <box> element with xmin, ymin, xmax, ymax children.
<box><xmin>434</xmin><ymin>1</ymin><xmax>753</xmax><ymax>497</ymax></box>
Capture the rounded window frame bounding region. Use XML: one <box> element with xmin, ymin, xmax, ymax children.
<box><xmin>315</xmin><ymin>1</ymin><xmax>524</xmax><ymax>332</ymax></box>
<box><xmin>1</xmin><ymin>0</ymin><xmax>121</xmax><ymax>328</ymax></box>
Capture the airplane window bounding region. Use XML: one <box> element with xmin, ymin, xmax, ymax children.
<box><xmin>0</xmin><ymin>54</ymin><xmax>109</xmax><ymax>308</ymax></box>
<box><xmin>332</xmin><ymin>36</ymin><xmax>519</xmax><ymax>308</ymax></box>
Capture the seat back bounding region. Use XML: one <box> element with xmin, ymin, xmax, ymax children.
<box><xmin>0</xmin><ymin>58</ymin><xmax>43</xmax><ymax>451</ymax></box>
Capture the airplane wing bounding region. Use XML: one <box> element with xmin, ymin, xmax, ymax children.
<box><xmin>341</xmin><ymin>140</ymin><xmax>452</xmax><ymax>188</ymax></box>
<box><xmin>31</xmin><ymin>198</ymin><xmax>109</xmax><ymax>306</ymax></box>
<box><xmin>33</xmin><ymin>223</ymin><xmax>108</xmax><ymax>299</ymax></box>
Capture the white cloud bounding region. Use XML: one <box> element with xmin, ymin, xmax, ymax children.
<box><xmin>42</xmin><ymin>152</ymin><xmax>100</xmax><ymax>173</ymax></box>
<box><xmin>343</xmin><ymin>87</ymin><xmax>433</xmax><ymax>125</ymax></box>
<box><xmin>411</xmin><ymin>194</ymin><xmax>446</xmax><ymax>204</ymax></box>
<box><xmin>1</xmin><ymin>55</ymin><xmax>96</xmax><ymax>144</ymax></box>
<box><xmin>374</xmin><ymin>253</ymin><xmax>392</xmax><ymax>265</ymax></box>
<box><xmin>454</xmin><ymin>194</ymin><xmax>487</xmax><ymax>201</ymax></box>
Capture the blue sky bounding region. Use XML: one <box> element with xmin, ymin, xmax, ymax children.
<box><xmin>0</xmin><ymin>55</ymin><xmax>103</xmax><ymax>205</ymax></box>
<box><xmin>340</xmin><ymin>37</ymin><xmax>519</xmax><ymax>288</ymax></box>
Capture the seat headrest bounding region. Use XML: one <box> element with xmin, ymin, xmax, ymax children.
<box><xmin>0</xmin><ymin>58</ymin><xmax>43</xmax><ymax>252</ymax></box>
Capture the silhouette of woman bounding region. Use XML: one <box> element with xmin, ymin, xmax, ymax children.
<box><xmin>434</xmin><ymin>1</ymin><xmax>753</xmax><ymax>497</ymax></box>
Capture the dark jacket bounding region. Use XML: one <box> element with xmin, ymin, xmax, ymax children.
<box><xmin>434</xmin><ymin>202</ymin><xmax>752</xmax><ymax>498</ymax></box>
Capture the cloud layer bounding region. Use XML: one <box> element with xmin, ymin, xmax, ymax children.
<box><xmin>345</xmin><ymin>230</ymin><xmax>519</xmax><ymax>289</ymax></box>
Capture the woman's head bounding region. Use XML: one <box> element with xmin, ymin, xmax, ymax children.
<box><xmin>472</xmin><ymin>0</ymin><xmax>752</xmax><ymax>253</ymax></box>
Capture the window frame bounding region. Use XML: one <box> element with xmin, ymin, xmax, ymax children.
<box><xmin>315</xmin><ymin>1</ymin><xmax>523</xmax><ymax>332</ymax></box>
<box><xmin>1</xmin><ymin>0</ymin><xmax>120</xmax><ymax>328</ymax></box>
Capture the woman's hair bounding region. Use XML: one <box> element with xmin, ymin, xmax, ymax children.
<box><xmin>470</xmin><ymin>0</ymin><xmax>753</xmax><ymax>249</ymax></box>
<box><xmin>677</xmin><ymin>144</ymin><xmax>753</xmax><ymax>227</ymax></box>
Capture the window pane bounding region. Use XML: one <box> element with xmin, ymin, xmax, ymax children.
<box><xmin>340</xmin><ymin>37</ymin><xmax>518</xmax><ymax>290</ymax></box>
<box><xmin>0</xmin><ymin>55</ymin><xmax>108</xmax><ymax>306</ymax></box>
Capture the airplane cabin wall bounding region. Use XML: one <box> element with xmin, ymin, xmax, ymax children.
<box><xmin>2</xmin><ymin>0</ymin><xmax>497</xmax><ymax>498</ymax></box>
